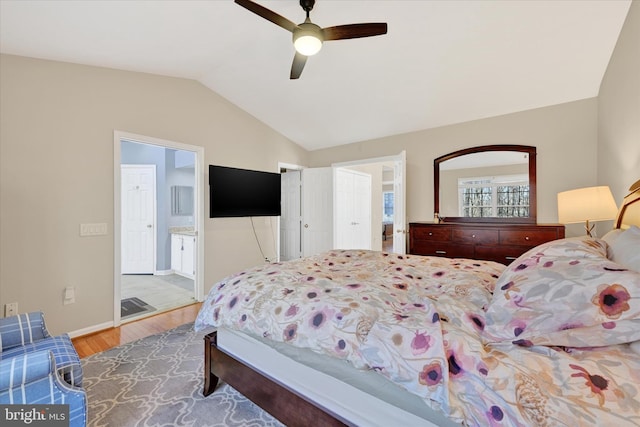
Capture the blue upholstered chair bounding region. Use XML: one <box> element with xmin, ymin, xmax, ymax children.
<box><xmin>0</xmin><ymin>311</ymin><xmax>83</xmax><ymax>387</ymax></box>
<box><xmin>0</xmin><ymin>350</ymin><xmax>87</xmax><ymax>427</ymax></box>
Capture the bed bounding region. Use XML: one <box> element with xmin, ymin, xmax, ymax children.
<box><xmin>196</xmin><ymin>179</ymin><xmax>640</xmax><ymax>427</ymax></box>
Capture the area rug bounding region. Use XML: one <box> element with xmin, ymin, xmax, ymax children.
<box><xmin>120</xmin><ymin>297</ymin><xmax>156</xmax><ymax>319</ymax></box>
<box><xmin>81</xmin><ymin>322</ymin><xmax>284</xmax><ymax>427</ymax></box>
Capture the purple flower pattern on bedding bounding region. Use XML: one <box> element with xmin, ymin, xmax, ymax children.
<box><xmin>196</xmin><ymin>249</ymin><xmax>640</xmax><ymax>426</ymax></box>
<box><xmin>485</xmin><ymin>236</ymin><xmax>640</xmax><ymax>347</ymax></box>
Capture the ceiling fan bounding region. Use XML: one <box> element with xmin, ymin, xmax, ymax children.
<box><xmin>235</xmin><ymin>0</ymin><xmax>388</xmax><ymax>79</ymax></box>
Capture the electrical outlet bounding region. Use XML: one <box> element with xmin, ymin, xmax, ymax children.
<box><xmin>5</xmin><ymin>302</ymin><xmax>18</xmax><ymax>317</ymax></box>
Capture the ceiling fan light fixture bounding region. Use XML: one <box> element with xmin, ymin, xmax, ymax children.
<box><xmin>235</xmin><ymin>0</ymin><xmax>388</xmax><ymax>78</ymax></box>
<box><xmin>294</xmin><ymin>35</ymin><xmax>322</xmax><ymax>55</ymax></box>
<box><xmin>293</xmin><ymin>22</ymin><xmax>323</xmax><ymax>56</ymax></box>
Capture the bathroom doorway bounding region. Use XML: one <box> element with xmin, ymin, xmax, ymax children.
<box><xmin>114</xmin><ymin>131</ymin><xmax>204</xmax><ymax>325</ymax></box>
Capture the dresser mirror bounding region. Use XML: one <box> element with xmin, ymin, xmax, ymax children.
<box><xmin>434</xmin><ymin>145</ymin><xmax>537</xmax><ymax>223</ymax></box>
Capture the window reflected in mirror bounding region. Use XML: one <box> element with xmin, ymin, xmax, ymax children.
<box><xmin>458</xmin><ymin>175</ymin><xmax>529</xmax><ymax>218</ymax></box>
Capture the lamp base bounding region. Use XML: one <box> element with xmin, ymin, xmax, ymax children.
<box><xmin>585</xmin><ymin>219</ymin><xmax>595</xmax><ymax>237</ymax></box>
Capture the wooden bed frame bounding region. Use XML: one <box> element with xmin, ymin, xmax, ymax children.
<box><xmin>204</xmin><ymin>331</ymin><xmax>347</xmax><ymax>426</ymax></box>
<box><xmin>202</xmin><ymin>179</ymin><xmax>640</xmax><ymax>427</ymax></box>
<box><xmin>615</xmin><ymin>179</ymin><xmax>640</xmax><ymax>228</ymax></box>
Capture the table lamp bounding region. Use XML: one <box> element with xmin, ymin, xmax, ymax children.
<box><xmin>557</xmin><ymin>186</ymin><xmax>618</xmax><ymax>237</ymax></box>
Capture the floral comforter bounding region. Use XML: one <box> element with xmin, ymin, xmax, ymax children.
<box><xmin>195</xmin><ymin>246</ymin><xmax>640</xmax><ymax>426</ymax></box>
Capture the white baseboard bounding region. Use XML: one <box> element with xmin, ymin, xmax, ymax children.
<box><xmin>68</xmin><ymin>320</ymin><xmax>114</xmax><ymax>339</ymax></box>
<box><xmin>155</xmin><ymin>269</ymin><xmax>173</xmax><ymax>276</ymax></box>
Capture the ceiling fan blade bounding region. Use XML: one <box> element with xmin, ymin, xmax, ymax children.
<box><xmin>235</xmin><ymin>0</ymin><xmax>298</xmax><ymax>33</ymax></box>
<box><xmin>290</xmin><ymin>52</ymin><xmax>308</xmax><ymax>80</ymax></box>
<box><xmin>322</xmin><ymin>23</ymin><xmax>388</xmax><ymax>41</ymax></box>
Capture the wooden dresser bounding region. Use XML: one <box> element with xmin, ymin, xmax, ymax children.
<box><xmin>409</xmin><ymin>222</ymin><xmax>565</xmax><ymax>265</ymax></box>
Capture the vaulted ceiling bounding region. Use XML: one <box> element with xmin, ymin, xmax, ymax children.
<box><xmin>0</xmin><ymin>1</ymin><xmax>631</xmax><ymax>151</ymax></box>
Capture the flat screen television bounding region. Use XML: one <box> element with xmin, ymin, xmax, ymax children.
<box><xmin>209</xmin><ymin>165</ymin><xmax>281</xmax><ymax>218</ymax></box>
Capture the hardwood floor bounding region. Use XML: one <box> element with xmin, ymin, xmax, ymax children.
<box><xmin>382</xmin><ymin>236</ymin><xmax>393</xmax><ymax>252</ymax></box>
<box><xmin>72</xmin><ymin>302</ymin><xmax>202</xmax><ymax>358</ymax></box>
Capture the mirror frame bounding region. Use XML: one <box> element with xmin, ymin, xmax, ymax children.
<box><xmin>434</xmin><ymin>144</ymin><xmax>537</xmax><ymax>224</ymax></box>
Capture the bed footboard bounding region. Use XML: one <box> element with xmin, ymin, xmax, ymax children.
<box><xmin>203</xmin><ymin>331</ymin><xmax>221</xmax><ymax>396</ymax></box>
<box><xmin>203</xmin><ymin>331</ymin><xmax>347</xmax><ymax>427</ymax></box>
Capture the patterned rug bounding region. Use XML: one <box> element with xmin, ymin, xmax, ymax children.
<box><xmin>81</xmin><ymin>323</ymin><xmax>284</xmax><ymax>427</ymax></box>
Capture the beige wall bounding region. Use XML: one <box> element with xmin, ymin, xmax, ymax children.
<box><xmin>598</xmin><ymin>0</ymin><xmax>640</xmax><ymax>203</ymax></box>
<box><xmin>309</xmin><ymin>98</ymin><xmax>599</xmax><ymax>236</ymax></box>
<box><xmin>0</xmin><ymin>54</ymin><xmax>308</xmax><ymax>334</ymax></box>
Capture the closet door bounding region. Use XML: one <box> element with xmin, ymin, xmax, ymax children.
<box><xmin>335</xmin><ymin>168</ymin><xmax>372</xmax><ymax>250</ymax></box>
<box><xmin>121</xmin><ymin>164</ymin><xmax>156</xmax><ymax>274</ymax></box>
<box><xmin>301</xmin><ymin>168</ymin><xmax>333</xmax><ymax>257</ymax></box>
<box><xmin>280</xmin><ymin>170</ymin><xmax>302</xmax><ymax>261</ymax></box>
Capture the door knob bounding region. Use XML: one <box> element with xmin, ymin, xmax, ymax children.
<box><xmin>147</xmin><ymin>224</ymin><xmax>153</xmax><ymax>228</ymax></box>
<box><xmin>304</xmin><ymin>224</ymin><xmax>309</xmax><ymax>228</ymax></box>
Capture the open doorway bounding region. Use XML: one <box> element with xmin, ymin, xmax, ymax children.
<box><xmin>277</xmin><ymin>152</ymin><xmax>406</xmax><ymax>259</ymax></box>
<box><xmin>333</xmin><ymin>151</ymin><xmax>406</xmax><ymax>254</ymax></box>
<box><xmin>114</xmin><ymin>131</ymin><xmax>204</xmax><ymax>325</ymax></box>
<box><xmin>382</xmin><ymin>165</ymin><xmax>395</xmax><ymax>252</ymax></box>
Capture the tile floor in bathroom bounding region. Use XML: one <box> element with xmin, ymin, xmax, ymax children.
<box><xmin>120</xmin><ymin>273</ymin><xmax>196</xmax><ymax>322</ymax></box>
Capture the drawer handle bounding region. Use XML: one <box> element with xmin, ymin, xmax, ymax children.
<box><xmin>505</xmin><ymin>256</ymin><xmax>517</xmax><ymax>260</ymax></box>
<box><xmin>435</xmin><ymin>250</ymin><xmax>447</xmax><ymax>254</ymax></box>
<box><xmin>524</xmin><ymin>236</ymin><xmax>530</xmax><ymax>241</ymax></box>
<box><xmin>428</xmin><ymin>232</ymin><xmax>433</xmax><ymax>236</ymax></box>
<box><xmin>472</xmin><ymin>234</ymin><xmax>476</xmax><ymax>238</ymax></box>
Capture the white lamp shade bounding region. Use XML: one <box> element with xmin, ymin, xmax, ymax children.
<box><xmin>557</xmin><ymin>186</ymin><xmax>618</xmax><ymax>224</ymax></box>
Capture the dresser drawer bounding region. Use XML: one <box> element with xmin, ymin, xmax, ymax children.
<box><xmin>408</xmin><ymin>222</ymin><xmax>564</xmax><ymax>264</ymax></box>
<box><xmin>476</xmin><ymin>245</ymin><xmax>528</xmax><ymax>265</ymax></box>
<box><xmin>500</xmin><ymin>229</ymin><xmax>559</xmax><ymax>246</ymax></box>
<box><xmin>411</xmin><ymin>226</ymin><xmax>451</xmax><ymax>242</ymax></box>
<box><xmin>411</xmin><ymin>242</ymin><xmax>474</xmax><ymax>259</ymax></box>
<box><xmin>452</xmin><ymin>228</ymin><xmax>499</xmax><ymax>245</ymax></box>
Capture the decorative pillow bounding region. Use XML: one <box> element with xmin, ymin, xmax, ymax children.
<box><xmin>606</xmin><ymin>225</ymin><xmax>640</xmax><ymax>272</ymax></box>
<box><xmin>602</xmin><ymin>228</ymin><xmax>623</xmax><ymax>258</ymax></box>
<box><xmin>484</xmin><ymin>236</ymin><xmax>640</xmax><ymax>348</ymax></box>
<box><xmin>602</xmin><ymin>228</ymin><xmax>624</xmax><ymax>245</ymax></box>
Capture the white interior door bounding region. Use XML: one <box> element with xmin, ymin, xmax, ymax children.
<box><xmin>280</xmin><ymin>170</ymin><xmax>302</xmax><ymax>261</ymax></box>
<box><xmin>302</xmin><ymin>168</ymin><xmax>333</xmax><ymax>256</ymax></box>
<box><xmin>335</xmin><ymin>168</ymin><xmax>372</xmax><ymax>250</ymax></box>
<box><xmin>121</xmin><ymin>164</ymin><xmax>156</xmax><ymax>274</ymax></box>
<box><xmin>352</xmin><ymin>170</ymin><xmax>372</xmax><ymax>249</ymax></box>
<box><xmin>393</xmin><ymin>151</ymin><xmax>407</xmax><ymax>254</ymax></box>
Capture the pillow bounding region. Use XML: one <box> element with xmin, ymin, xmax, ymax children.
<box><xmin>484</xmin><ymin>236</ymin><xmax>640</xmax><ymax>348</ymax></box>
<box><xmin>602</xmin><ymin>228</ymin><xmax>624</xmax><ymax>245</ymax></box>
<box><xmin>602</xmin><ymin>228</ymin><xmax>624</xmax><ymax>259</ymax></box>
<box><xmin>606</xmin><ymin>225</ymin><xmax>640</xmax><ymax>272</ymax></box>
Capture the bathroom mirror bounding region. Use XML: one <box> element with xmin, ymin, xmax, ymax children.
<box><xmin>171</xmin><ymin>185</ymin><xmax>194</xmax><ymax>216</ymax></box>
<box><xmin>434</xmin><ymin>145</ymin><xmax>537</xmax><ymax>223</ymax></box>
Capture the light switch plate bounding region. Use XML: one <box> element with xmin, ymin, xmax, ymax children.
<box><xmin>64</xmin><ymin>287</ymin><xmax>75</xmax><ymax>305</ymax></box>
<box><xmin>80</xmin><ymin>223</ymin><xmax>107</xmax><ymax>236</ymax></box>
